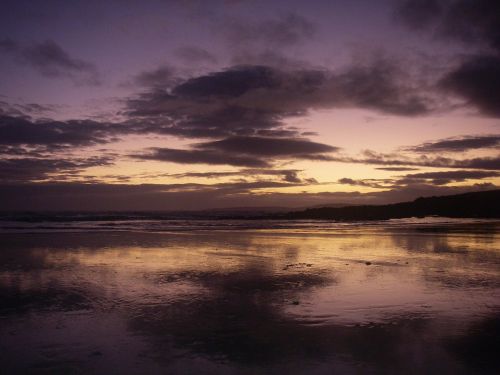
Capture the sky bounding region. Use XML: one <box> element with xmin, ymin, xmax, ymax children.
<box><xmin>0</xmin><ymin>0</ymin><xmax>499</xmax><ymax>211</ymax></box>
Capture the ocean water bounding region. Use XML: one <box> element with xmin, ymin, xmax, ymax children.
<box><xmin>0</xmin><ymin>217</ymin><xmax>499</xmax><ymax>374</ymax></box>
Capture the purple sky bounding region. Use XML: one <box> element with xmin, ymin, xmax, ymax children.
<box><xmin>0</xmin><ymin>0</ymin><xmax>499</xmax><ymax>210</ymax></box>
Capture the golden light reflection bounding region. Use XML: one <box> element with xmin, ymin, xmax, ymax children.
<box><xmin>8</xmin><ymin>226</ymin><xmax>495</xmax><ymax>326</ymax></box>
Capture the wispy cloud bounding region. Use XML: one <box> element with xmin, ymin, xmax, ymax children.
<box><xmin>407</xmin><ymin>135</ymin><xmax>500</xmax><ymax>153</ymax></box>
<box><xmin>0</xmin><ymin>156</ymin><xmax>112</xmax><ymax>182</ymax></box>
<box><xmin>0</xmin><ymin>39</ymin><xmax>101</xmax><ymax>85</ymax></box>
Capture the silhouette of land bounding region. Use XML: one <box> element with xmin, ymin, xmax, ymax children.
<box><xmin>280</xmin><ymin>190</ymin><xmax>500</xmax><ymax>221</ymax></box>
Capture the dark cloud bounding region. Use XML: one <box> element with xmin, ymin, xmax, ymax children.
<box><xmin>0</xmin><ymin>39</ymin><xmax>101</xmax><ymax>85</ymax></box>
<box><xmin>197</xmin><ymin>136</ymin><xmax>338</xmax><ymax>157</ymax></box>
<box><xmin>452</xmin><ymin>157</ymin><xmax>500</xmax><ymax>170</ymax></box>
<box><xmin>396</xmin><ymin>0</ymin><xmax>500</xmax><ymax>51</ymax></box>
<box><xmin>282</xmin><ymin>170</ymin><xmax>302</xmax><ymax>183</ymax></box>
<box><xmin>395</xmin><ymin>0</ymin><xmax>443</xmax><ymax>31</ymax></box>
<box><xmin>340</xmin><ymin>170</ymin><xmax>497</xmax><ymax>189</ymax></box>
<box><xmin>409</xmin><ymin>135</ymin><xmax>500</xmax><ymax>152</ymax></box>
<box><xmin>127</xmin><ymin>63</ymin><xmax>430</xmax><ymax>140</ymax></box>
<box><xmin>255</xmin><ymin>128</ymin><xmax>302</xmax><ymax>137</ymax></box>
<box><xmin>332</xmin><ymin>150</ymin><xmax>500</xmax><ymax>170</ymax></box>
<box><xmin>440</xmin><ymin>55</ymin><xmax>500</xmax><ymax>116</ymax></box>
<box><xmin>136</xmin><ymin>147</ymin><xmax>269</xmax><ymax>167</ymax></box>
<box><xmin>0</xmin><ymin>156</ymin><xmax>111</xmax><ymax>182</ymax></box>
<box><xmin>396</xmin><ymin>0</ymin><xmax>500</xmax><ymax>116</ymax></box>
<box><xmin>18</xmin><ymin>103</ymin><xmax>56</xmax><ymax>114</ymax></box>
<box><xmin>127</xmin><ymin>104</ymin><xmax>291</xmax><ymax>139</ymax></box>
<box><xmin>0</xmin><ymin>115</ymin><xmax>120</xmax><ymax>182</ymax></box>
<box><xmin>168</xmin><ymin>168</ymin><xmax>305</xmax><ymax>183</ymax></box>
<box><xmin>399</xmin><ymin>170</ymin><xmax>498</xmax><ymax>185</ymax></box>
<box><xmin>0</xmin><ymin>101</ymin><xmax>28</xmax><ymax>118</ymax></box>
<box><xmin>337</xmin><ymin>178</ymin><xmax>388</xmax><ymax>189</ymax></box>
<box><xmin>167</xmin><ymin>171</ymin><xmax>244</xmax><ymax>179</ymax></box>
<box><xmin>135</xmin><ymin>136</ymin><xmax>337</xmax><ymax>167</ymax></box>
<box><xmin>131</xmin><ymin>65</ymin><xmax>176</xmax><ymax>88</ymax></box>
<box><xmin>0</xmin><ymin>146</ymin><xmax>45</xmax><ymax>157</ymax></box>
<box><xmin>171</xmin><ymin>65</ymin><xmax>285</xmax><ymax>99</ymax></box>
<box><xmin>330</xmin><ymin>60</ymin><xmax>430</xmax><ymax>116</ymax></box>
<box><xmin>0</xmin><ymin>115</ymin><xmax>115</xmax><ymax>149</ymax></box>
<box><xmin>0</xmin><ymin>101</ymin><xmax>57</xmax><ymax>118</ymax></box>
<box><xmin>440</xmin><ymin>0</ymin><xmax>500</xmax><ymax>50</ymax></box>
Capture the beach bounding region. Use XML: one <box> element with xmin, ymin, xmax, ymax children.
<box><xmin>1</xmin><ymin>220</ymin><xmax>499</xmax><ymax>374</ymax></box>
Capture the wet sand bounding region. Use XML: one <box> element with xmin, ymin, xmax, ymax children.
<box><xmin>1</xmin><ymin>223</ymin><xmax>499</xmax><ymax>374</ymax></box>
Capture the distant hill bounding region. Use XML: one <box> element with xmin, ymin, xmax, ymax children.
<box><xmin>280</xmin><ymin>190</ymin><xmax>500</xmax><ymax>221</ymax></box>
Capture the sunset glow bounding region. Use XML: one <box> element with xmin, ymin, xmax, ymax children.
<box><xmin>0</xmin><ymin>0</ymin><xmax>498</xmax><ymax>210</ymax></box>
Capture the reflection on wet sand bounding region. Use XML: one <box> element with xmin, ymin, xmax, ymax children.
<box><xmin>0</xmin><ymin>224</ymin><xmax>499</xmax><ymax>374</ymax></box>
